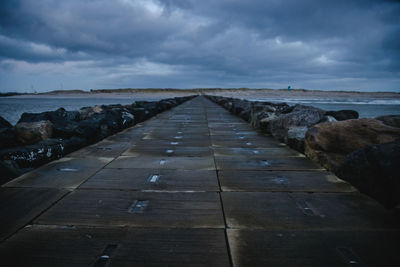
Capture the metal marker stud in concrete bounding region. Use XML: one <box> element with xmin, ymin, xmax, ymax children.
<box><xmin>170</xmin><ymin>142</ymin><xmax>179</xmax><ymax>145</ymax></box>
<box><xmin>246</xmin><ymin>142</ymin><xmax>252</xmax><ymax>146</ymax></box>
<box><xmin>337</xmin><ymin>247</ymin><xmax>363</xmax><ymax>266</ymax></box>
<box><xmin>261</xmin><ymin>160</ymin><xmax>270</xmax><ymax>166</ymax></box>
<box><xmin>166</xmin><ymin>149</ymin><xmax>174</xmax><ymax>154</ymax></box>
<box><xmin>296</xmin><ymin>200</ymin><xmax>325</xmax><ymax>218</ymax></box>
<box><xmin>174</xmin><ymin>136</ymin><xmax>183</xmax><ymax>139</ymax></box>
<box><xmin>93</xmin><ymin>244</ymin><xmax>118</xmax><ymax>266</ymax></box>
<box><xmin>96</xmin><ymin>147</ymin><xmax>112</xmax><ymax>150</ymax></box>
<box><xmin>57</xmin><ymin>168</ymin><xmax>78</xmax><ymax>172</ymax></box>
<box><xmin>128</xmin><ymin>200</ymin><xmax>149</xmax><ymax>214</ymax></box>
<box><xmin>149</xmin><ymin>174</ymin><xmax>160</xmax><ymax>183</ymax></box>
<box><xmin>159</xmin><ymin>159</ymin><xmax>167</xmax><ymax>165</ymax></box>
<box><xmin>253</xmin><ymin>150</ymin><xmax>260</xmax><ymax>154</ymax></box>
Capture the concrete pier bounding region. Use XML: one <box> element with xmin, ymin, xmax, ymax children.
<box><xmin>0</xmin><ymin>96</ymin><xmax>399</xmax><ymax>266</ymax></box>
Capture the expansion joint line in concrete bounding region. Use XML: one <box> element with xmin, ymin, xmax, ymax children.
<box><xmin>202</xmin><ymin>96</ymin><xmax>234</xmax><ymax>267</ymax></box>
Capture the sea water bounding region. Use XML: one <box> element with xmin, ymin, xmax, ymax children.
<box><xmin>0</xmin><ymin>96</ymin><xmax>399</xmax><ymax>125</ymax></box>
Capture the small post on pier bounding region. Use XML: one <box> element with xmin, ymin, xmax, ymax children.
<box><xmin>288</xmin><ymin>85</ymin><xmax>291</xmax><ymax>91</ymax></box>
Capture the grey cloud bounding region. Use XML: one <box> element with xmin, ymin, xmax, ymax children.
<box><xmin>0</xmin><ymin>0</ymin><xmax>399</xmax><ymax>92</ymax></box>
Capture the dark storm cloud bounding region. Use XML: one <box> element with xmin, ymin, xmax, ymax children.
<box><xmin>0</xmin><ymin>0</ymin><xmax>399</xmax><ymax>91</ymax></box>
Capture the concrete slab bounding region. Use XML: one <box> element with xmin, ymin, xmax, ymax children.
<box><xmin>211</xmin><ymin>135</ymin><xmax>275</xmax><ymax>142</ymax></box>
<box><xmin>141</xmin><ymin>133</ymin><xmax>209</xmax><ymax>141</ymax></box>
<box><xmin>107</xmin><ymin>156</ymin><xmax>215</xmax><ymax>170</ymax></box>
<box><xmin>215</xmin><ymin>156</ymin><xmax>323</xmax><ymax>170</ymax></box>
<box><xmin>105</xmin><ymin>131</ymin><xmax>148</xmax><ymax>143</ymax></box>
<box><xmin>210</xmin><ymin>130</ymin><xmax>263</xmax><ymax>136</ymax></box>
<box><xmin>4</xmin><ymin>157</ymin><xmax>113</xmax><ymax>189</ymax></box>
<box><xmin>214</xmin><ymin>147</ymin><xmax>302</xmax><ymax>157</ymax></box>
<box><xmin>209</xmin><ymin>125</ymin><xmax>253</xmax><ymax>131</ymax></box>
<box><xmin>36</xmin><ymin>190</ymin><xmax>225</xmax><ymax>228</ymax></box>
<box><xmin>152</xmin><ymin>128</ymin><xmax>210</xmax><ymax>134</ymax></box>
<box><xmin>66</xmin><ymin>140</ymin><xmax>132</xmax><ymax>158</ymax></box>
<box><xmin>122</xmin><ymin>146</ymin><xmax>213</xmax><ymax>157</ymax></box>
<box><xmin>80</xmin><ymin>169</ymin><xmax>219</xmax><ymax>191</ymax></box>
<box><xmin>135</xmin><ymin>139</ymin><xmax>212</xmax><ymax>147</ymax></box>
<box><xmin>0</xmin><ymin>187</ymin><xmax>68</xmax><ymax>242</ymax></box>
<box><xmin>0</xmin><ymin>226</ymin><xmax>230</xmax><ymax>266</ymax></box>
<box><xmin>228</xmin><ymin>229</ymin><xmax>400</xmax><ymax>267</ymax></box>
<box><xmin>219</xmin><ymin>170</ymin><xmax>356</xmax><ymax>192</ymax></box>
<box><xmin>222</xmin><ymin>192</ymin><xmax>399</xmax><ymax>230</ymax></box>
<box><xmin>212</xmin><ymin>139</ymin><xmax>285</xmax><ymax>148</ymax></box>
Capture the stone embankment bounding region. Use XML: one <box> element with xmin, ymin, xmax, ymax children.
<box><xmin>0</xmin><ymin>96</ymin><xmax>195</xmax><ymax>184</ymax></box>
<box><xmin>206</xmin><ymin>95</ymin><xmax>400</xmax><ymax>208</ymax></box>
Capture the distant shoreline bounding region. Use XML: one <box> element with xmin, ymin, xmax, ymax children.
<box><xmin>2</xmin><ymin>88</ymin><xmax>399</xmax><ymax>101</ymax></box>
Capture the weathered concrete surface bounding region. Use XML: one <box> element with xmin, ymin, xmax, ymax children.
<box><xmin>0</xmin><ymin>96</ymin><xmax>399</xmax><ymax>266</ymax></box>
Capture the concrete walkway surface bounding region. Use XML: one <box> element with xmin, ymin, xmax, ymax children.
<box><xmin>0</xmin><ymin>96</ymin><xmax>399</xmax><ymax>266</ymax></box>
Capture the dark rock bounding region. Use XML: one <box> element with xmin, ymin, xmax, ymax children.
<box><xmin>130</xmin><ymin>108</ymin><xmax>151</xmax><ymax>123</ymax></box>
<box><xmin>0</xmin><ymin>139</ymin><xmax>65</xmax><ymax>169</ymax></box>
<box><xmin>286</xmin><ymin>126</ymin><xmax>308</xmax><ymax>153</ymax></box>
<box><xmin>376</xmin><ymin>115</ymin><xmax>400</xmax><ymax>128</ymax></box>
<box><xmin>339</xmin><ymin>139</ymin><xmax>400</xmax><ymax>208</ymax></box>
<box><xmin>325</xmin><ymin>110</ymin><xmax>359</xmax><ymax>121</ymax></box>
<box><xmin>53</xmin><ymin>121</ymin><xmax>80</xmax><ymax>138</ymax></box>
<box><xmin>121</xmin><ymin>110</ymin><xmax>135</xmax><ymax>127</ymax></box>
<box><xmin>19</xmin><ymin>108</ymin><xmax>80</xmax><ymax>124</ymax></box>
<box><xmin>0</xmin><ymin>136</ymin><xmax>86</xmax><ymax>182</ymax></box>
<box><xmin>319</xmin><ymin>115</ymin><xmax>337</xmax><ymax>123</ymax></box>
<box><xmin>0</xmin><ymin>116</ymin><xmax>12</xmax><ymax>129</ymax></box>
<box><xmin>305</xmin><ymin>118</ymin><xmax>400</xmax><ymax>172</ymax></box>
<box><xmin>19</xmin><ymin>108</ymin><xmax>81</xmax><ymax>138</ymax></box>
<box><xmin>266</xmin><ymin>104</ymin><xmax>326</xmax><ymax>141</ymax></box>
<box><xmin>0</xmin><ymin>160</ymin><xmax>24</xmax><ymax>185</ymax></box>
<box><xmin>0</xmin><ymin>95</ymin><xmax>194</xmax><ymax>184</ymax></box>
<box><xmin>15</xmin><ymin>120</ymin><xmax>53</xmax><ymax>145</ymax></box>
<box><xmin>0</xmin><ymin>127</ymin><xmax>17</xmax><ymax>149</ymax></box>
<box><xmin>79</xmin><ymin>106</ymin><xmax>103</xmax><ymax>120</ymax></box>
<box><xmin>0</xmin><ymin>116</ymin><xmax>17</xmax><ymax>149</ymax></box>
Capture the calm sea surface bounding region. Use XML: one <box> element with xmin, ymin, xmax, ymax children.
<box><xmin>0</xmin><ymin>96</ymin><xmax>399</xmax><ymax>125</ymax></box>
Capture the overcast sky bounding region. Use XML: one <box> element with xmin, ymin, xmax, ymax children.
<box><xmin>0</xmin><ymin>0</ymin><xmax>399</xmax><ymax>92</ymax></box>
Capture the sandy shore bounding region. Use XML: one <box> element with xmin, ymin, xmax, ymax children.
<box><xmin>7</xmin><ymin>89</ymin><xmax>398</xmax><ymax>102</ymax></box>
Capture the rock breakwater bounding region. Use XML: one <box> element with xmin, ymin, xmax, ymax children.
<box><xmin>0</xmin><ymin>96</ymin><xmax>195</xmax><ymax>184</ymax></box>
<box><xmin>205</xmin><ymin>95</ymin><xmax>400</xmax><ymax>208</ymax></box>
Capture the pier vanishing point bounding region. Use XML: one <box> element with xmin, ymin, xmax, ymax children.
<box><xmin>0</xmin><ymin>96</ymin><xmax>399</xmax><ymax>266</ymax></box>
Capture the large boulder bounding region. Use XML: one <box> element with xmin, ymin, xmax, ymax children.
<box><xmin>305</xmin><ymin>118</ymin><xmax>400</xmax><ymax>172</ymax></box>
<box><xmin>339</xmin><ymin>139</ymin><xmax>400</xmax><ymax>209</ymax></box>
<box><xmin>265</xmin><ymin>104</ymin><xmax>326</xmax><ymax>141</ymax></box>
<box><xmin>0</xmin><ymin>136</ymin><xmax>86</xmax><ymax>183</ymax></box>
<box><xmin>19</xmin><ymin>108</ymin><xmax>80</xmax><ymax>124</ymax></box>
<box><xmin>79</xmin><ymin>106</ymin><xmax>103</xmax><ymax>120</ymax></box>
<box><xmin>286</xmin><ymin>126</ymin><xmax>309</xmax><ymax>153</ymax></box>
<box><xmin>15</xmin><ymin>120</ymin><xmax>53</xmax><ymax>145</ymax></box>
<box><xmin>0</xmin><ymin>116</ymin><xmax>17</xmax><ymax>149</ymax></box>
<box><xmin>325</xmin><ymin>110</ymin><xmax>359</xmax><ymax>121</ymax></box>
<box><xmin>0</xmin><ymin>116</ymin><xmax>12</xmax><ymax>128</ymax></box>
<box><xmin>376</xmin><ymin>115</ymin><xmax>400</xmax><ymax>128</ymax></box>
<box><xmin>19</xmin><ymin>108</ymin><xmax>81</xmax><ymax>138</ymax></box>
